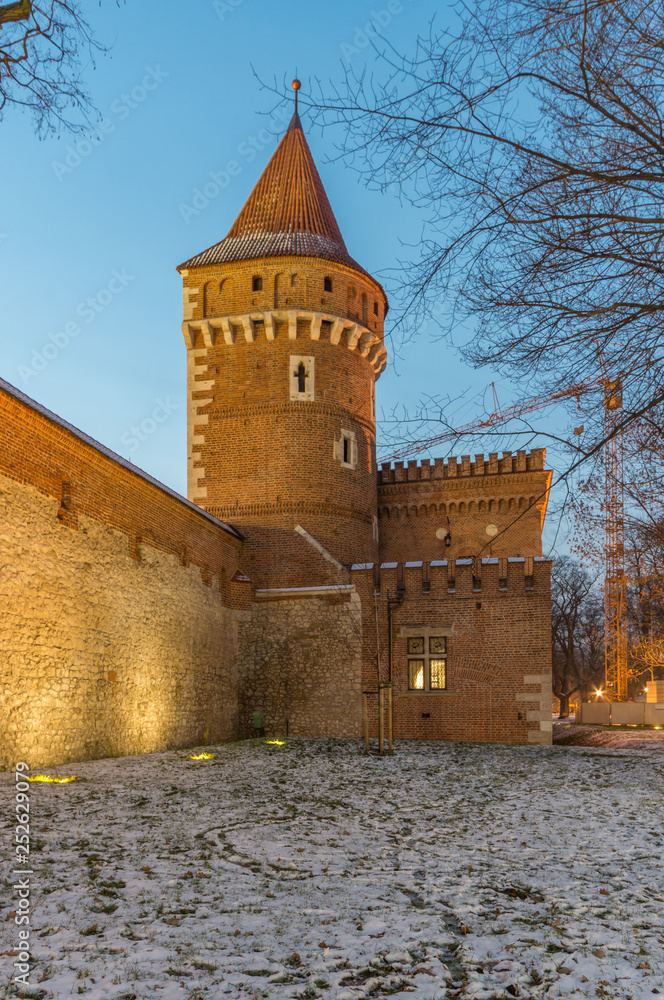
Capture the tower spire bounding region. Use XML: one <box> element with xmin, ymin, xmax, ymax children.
<box><xmin>289</xmin><ymin>77</ymin><xmax>302</xmax><ymax>132</ymax></box>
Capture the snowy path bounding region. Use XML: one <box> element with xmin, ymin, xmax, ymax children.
<box><xmin>2</xmin><ymin>739</ymin><xmax>663</xmax><ymax>1000</ymax></box>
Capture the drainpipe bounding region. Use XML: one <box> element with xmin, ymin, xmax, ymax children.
<box><xmin>387</xmin><ymin>581</ymin><xmax>406</xmax><ymax>684</ymax></box>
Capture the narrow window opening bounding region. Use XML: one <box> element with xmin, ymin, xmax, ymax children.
<box><xmin>373</xmin><ymin>301</ymin><xmax>379</xmax><ymax>315</ymax></box>
<box><xmin>296</xmin><ymin>361</ymin><xmax>306</xmax><ymax>393</ymax></box>
<box><xmin>252</xmin><ymin>275</ymin><xmax>262</xmax><ymax>291</ymax></box>
<box><xmin>324</xmin><ymin>276</ymin><xmax>333</xmax><ymax>292</ymax></box>
<box><xmin>343</xmin><ymin>436</ymin><xmax>350</xmax><ymax>463</ymax></box>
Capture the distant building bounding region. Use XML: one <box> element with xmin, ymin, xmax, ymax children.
<box><xmin>0</xmin><ymin>111</ymin><xmax>552</xmax><ymax>770</ymax></box>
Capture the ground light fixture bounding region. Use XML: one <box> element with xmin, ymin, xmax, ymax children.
<box><xmin>27</xmin><ymin>775</ymin><xmax>79</xmax><ymax>783</ymax></box>
<box><xmin>265</xmin><ymin>740</ymin><xmax>287</xmax><ymax>746</ymax></box>
<box><xmin>187</xmin><ymin>753</ymin><xmax>215</xmax><ymax>760</ymax></box>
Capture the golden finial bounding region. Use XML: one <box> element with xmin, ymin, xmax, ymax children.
<box><xmin>292</xmin><ymin>78</ymin><xmax>301</xmax><ymax>114</ymax></box>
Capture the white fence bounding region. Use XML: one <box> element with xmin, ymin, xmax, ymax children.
<box><xmin>579</xmin><ymin>701</ymin><xmax>664</xmax><ymax>725</ymax></box>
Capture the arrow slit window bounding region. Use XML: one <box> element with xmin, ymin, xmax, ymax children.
<box><xmin>289</xmin><ymin>356</ymin><xmax>315</xmax><ymax>401</ymax></box>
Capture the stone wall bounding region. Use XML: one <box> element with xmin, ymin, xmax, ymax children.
<box><xmin>237</xmin><ymin>587</ymin><xmax>363</xmax><ymax>738</ymax></box>
<box><xmin>0</xmin><ymin>473</ymin><xmax>247</xmax><ymax>770</ymax></box>
<box><xmin>0</xmin><ymin>378</ymin><xmax>246</xmax><ymax>770</ymax></box>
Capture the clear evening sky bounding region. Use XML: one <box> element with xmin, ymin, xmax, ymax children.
<box><xmin>0</xmin><ymin>0</ymin><xmax>574</xmax><ymax>551</ymax></box>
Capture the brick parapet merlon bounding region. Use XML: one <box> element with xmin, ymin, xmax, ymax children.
<box><xmin>379</xmin><ymin>450</ymin><xmax>546</xmax><ymax>483</ymax></box>
<box><xmin>351</xmin><ymin>556</ymin><xmax>551</xmax><ymax>596</ymax></box>
<box><xmin>181</xmin><ymin>309</ymin><xmax>388</xmax><ymax>375</ymax></box>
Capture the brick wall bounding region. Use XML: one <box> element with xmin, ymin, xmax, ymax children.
<box><xmin>352</xmin><ymin>556</ymin><xmax>553</xmax><ymax>745</ymax></box>
<box><xmin>180</xmin><ymin>255</ymin><xmax>386</xmax><ymax>586</ymax></box>
<box><xmin>0</xmin><ymin>380</ymin><xmax>248</xmax><ymax>769</ymax></box>
<box><xmin>378</xmin><ymin>451</ymin><xmax>551</xmax><ymax>563</ymax></box>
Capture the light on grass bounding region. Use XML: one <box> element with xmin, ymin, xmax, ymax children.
<box><xmin>187</xmin><ymin>753</ymin><xmax>215</xmax><ymax>760</ymax></box>
<box><xmin>265</xmin><ymin>740</ymin><xmax>286</xmax><ymax>746</ymax></box>
<box><xmin>28</xmin><ymin>775</ymin><xmax>79</xmax><ymax>783</ymax></box>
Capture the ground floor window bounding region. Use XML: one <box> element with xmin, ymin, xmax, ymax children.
<box><xmin>406</xmin><ymin>633</ymin><xmax>448</xmax><ymax>691</ymax></box>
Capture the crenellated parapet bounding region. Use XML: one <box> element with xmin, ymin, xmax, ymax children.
<box><xmin>377</xmin><ymin>450</ymin><xmax>552</xmax><ymax>563</ymax></box>
<box><xmin>378</xmin><ymin>449</ymin><xmax>545</xmax><ymax>483</ymax></box>
<box><xmin>181</xmin><ymin>308</ymin><xmax>387</xmax><ymax>375</ymax></box>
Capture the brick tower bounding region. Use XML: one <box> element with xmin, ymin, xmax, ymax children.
<box><xmin>177</xmin><ymin>106</ymin><xmax>388</xmax><ymax>586</ymax></box>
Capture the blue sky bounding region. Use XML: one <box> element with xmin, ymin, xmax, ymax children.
<box><xmin>0</xmin><ymin>0</ymin><xmax>573</xmax><ymax>550</ymax></box>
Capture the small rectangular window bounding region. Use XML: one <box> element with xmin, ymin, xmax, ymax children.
<box><xmin>373</xmin><ymin>301</ymin><xmax>379</xmax><ymax>315</ymax></box>
<box><xmin>324</xmin><ymin>276</ymin><xmax>333</xmax><ymax>292</ymax></box>
<box><xmin>408</xmin><ymin>659</ymin><xmax>425</xmax><ymax>690</ymax></box>
<box><xmin>429</xmin><ymin>636</ymin><xmax>446</xmax><ymax>654</ymax></box>
<box><xmin>252</xmin><ymin>276</ymin><xmax>262</xmax><ymax>291</ymax></box>
<box><xmin>408</xmin><ymin>637</ymin><xmax>424</xmax><ymax>654</ymax></box>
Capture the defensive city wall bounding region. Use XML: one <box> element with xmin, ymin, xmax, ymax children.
<box><xmin>0</xmin><ymin>378</ymin><xmax>249</xmax><ymax>770</ymax></box>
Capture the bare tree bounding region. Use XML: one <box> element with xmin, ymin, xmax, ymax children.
<box><xmin>308</xmin><ymin>0</ymin><xmax>664</xmax><ymax>458</ymax></box>
<box><xmin>0</xmin><ymin>0</ymin><xmax>112</xmax><ymax>135</ymax></box>
<box><xmin>551</xmin><ymin>556</ymin><xmax>604</xmax><ymax>716</ymax></box>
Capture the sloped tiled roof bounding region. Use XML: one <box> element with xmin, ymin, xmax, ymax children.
<box><xmin>177</xmin><ymin>112</ymin><xmax>375</xmax><ymax>281</ymax></box>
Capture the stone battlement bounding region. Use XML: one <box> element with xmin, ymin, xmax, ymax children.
<box><xmin>378</xmin><ymin>448</ymin><xmax>546</xmax><ymax>483</ymax></box>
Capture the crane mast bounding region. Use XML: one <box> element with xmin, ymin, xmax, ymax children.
<box><xmin>603</xmin><ymin>379</ymin><xmax>627</xmax><ymax>700</ymax></box>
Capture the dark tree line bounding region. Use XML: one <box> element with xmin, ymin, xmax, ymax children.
<box><xmin>551</xmin><ymin>556</ymin><xmax>603</xmax><ymax>717</ymax></box>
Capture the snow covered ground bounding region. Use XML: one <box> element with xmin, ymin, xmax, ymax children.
<box><xmin>2</xmin><ymin>737</ymin><xmax>664</xmax><ymax>1000</ymax></box>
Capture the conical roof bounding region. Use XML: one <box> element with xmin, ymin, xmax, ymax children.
<box><xmin>178</xmin><ymin>113</ymin><xmax>373</xmax><ymax>278</ymax></box>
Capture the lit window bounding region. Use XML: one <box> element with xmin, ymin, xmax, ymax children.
<box><xmin>408</xmin><ymin>659</ymin><xmax>425</xmax><ymax>690</ymax></box>
<box><xmin>252</xmin><ymin>276</ymin><xmax>262</xmax><ymax>291</ymax></box>
<box><xmin>405</xmin><ymin>632</ymin><xmax>448</xmax><ymax>691</ymax></box>
<box><xmin>324</xmin><ymin>276</ymin><xmax>333</xmax><ymax>292</ymax></box>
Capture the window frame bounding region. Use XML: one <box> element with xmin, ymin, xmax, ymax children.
<box><xmin>400</xmin><ymin>626</ymin><xmax>452</xmax><ymax>693</ymax></box>
<box><xmin>252</xmin><ymin>275</ymin><xmax>263</xmax><ymax>291</ymax></box>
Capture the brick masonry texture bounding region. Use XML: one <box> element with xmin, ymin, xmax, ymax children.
<box><xmin>378</xmin><ymin>452</ymin><xmax>551</xmax><ymax>564</ymax></box>
<box><xmin>181</xmin><ymin>255</ymin><xmax>385</xmax><ymax>586</ymax></box>
<box><xmin>353</xmin><ymin>559</ymin><xmax>553</xmax><ymax>744</ymax></box>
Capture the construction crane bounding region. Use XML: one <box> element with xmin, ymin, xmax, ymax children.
<box><xmin>379</xmin><ymin>378</ymin><xmax>627</xmax><ymax>701</ymax></box>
